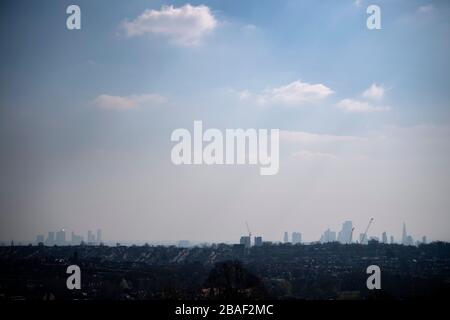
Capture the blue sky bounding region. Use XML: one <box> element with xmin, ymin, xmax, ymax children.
<box><xmin>0</xmin><ymin>0</ymin><xmax>449</xmax><ymax>243</ymax></box>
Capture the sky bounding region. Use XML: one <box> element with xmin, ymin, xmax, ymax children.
<box><xmin>0</xmin><ymin>0</ymin><xmax>449</xmax><ymax>243</ymax></box>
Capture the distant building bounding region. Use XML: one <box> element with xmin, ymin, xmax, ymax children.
<box><xmin>402</xmin><ymin>222</ymin><xmax>408</xmax><ymax>245</ymax></box>
<box><xmin>402</xmin><ymin>223</ymin><xmax>414</xmax><ymax>246</ymax></box>
<box><xmin>320</xmin><ymin>229</ymin><xmax>336</xmax><ymax>243</ymax></box>
<box><xmin>240</xmin><ymin>236</ymin><xmax>251</xmax><ymax>248</ymax></box>
<box><xmin>406</xmin><ymin>235</ymin><xmax>414</xmax><ymax>246</ymax></box>
<box><xmin>96</xmin><ymin>229</ymin><xmax>102</xmax><ymax>243</ymax></box>
<box><xmin>283</xmin><ymin>232</ymin><xmax>289</xmax><ymax>243</ymax></box>
<box><xmin>390</xmin><ymin>235</ymin><xmax>394</xmax><ymax>244</ymax></box>
<box><xmin>422</xmin><ymin>236</ymin><xmax>427</xmax><ymax>244</ymax></box>
<box><xmin>382</xmin><ymin>232</ymin><xmax>387</xmax><ymax>244</ymax></box>
<box><xmin>87</xmin><ymin>230</ymin><xmax>96</xmax><ymax>244</ymax></box>
<box><xmin>55</xmin><ymin>229</ymin><xmax>66</xmax><ymax>245</ymax></box>
<box><xmin>46</xmin><ymin>232</ymin><xmax>55</xmax><ymax>245</ymax></box>
<box><xmin>254</xmin><ymin>236</ymin><xmax>263</xmax><ymax>247</ymax></box>
<box><xmin>36</xmin><ymin>235</ymin><xmax>44</xmax><ymax>245</ymax></box>
<box><xmin>337</xmin><ymin>221</ymin><xmax>353</xmax><ymax>244</ymax></box>
<box><xmin>292</xmin><ymin>232</ymin><xmax>302</xmax><ymax>244</ymax></box>
<box><xmin>71</xmin><ymin>231</ymin><xmax>84</xmax><ymax>245</ymax></box>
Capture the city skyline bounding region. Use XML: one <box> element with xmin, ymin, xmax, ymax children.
<box><xmin>1</xmin><ymin>220</ymin><xmax>433</xmax><ymax>246</ymax></box>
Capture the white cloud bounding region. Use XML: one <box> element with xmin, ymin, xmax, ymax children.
<box><xmin>337</xmin><ymin>98</ymin><xmax>389</xmax><ymax>113</ymax></box>
<box><xmin>121</xmin><ymin>4</ymin><xmax>217</xmax><ymax>46</ymax></box>
<box><xmin>240</xmin><ymin>80</ymin><xmax>334</xmax><ymax>107</ymax></box>
<box><xmin>92</xmin><ymin>94</ymin><xmax>166</xmax><ymax>111</ymax></box>
<box><xmin>337</xmin><ymin>83</ymin><xmax>389</xmax><ymax>113</ymax></box>
<box><xmin>362</xmin><ymin>83</ymin><xmax>385</xmax><ymax>100</ymax></box>
<box><xmin>354</xmin><ymin>0</ymin><xmax>362</xmax><ymax>8</ymax></box>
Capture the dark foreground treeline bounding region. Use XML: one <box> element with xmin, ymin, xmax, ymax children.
<box><xmin>0</xmin><ymin>242</ymin><xmax>449</xmax><ymax>300</ymax></box>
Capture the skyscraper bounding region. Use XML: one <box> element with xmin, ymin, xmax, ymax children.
<box><xmin>46</xmin><ymin>231</ymin><xmax>55</xmax><ymax>245</ymax></box>
<box><xmin>240</xmin><ymin>236</ymin><xmax>251</xmax><ymax>248</ymax></box>
<box><xmin>283</xmin><ymin>231</ymin><xmax>289</xmax><ymax>243</ymax></box>
<box><xmin>71</xmin><ymin>231</ymin><xmax>84</xmax><ymax>245</ymax></box>
<box><xmin>88</xmin><ymin>230</ymin><xmax>95</xmax><ymax>244</ymax></box>
<box><xmin>402</xmin><ymin>222</ymin><xmax>407</xmax><ymax>245</ymax></box>
<box><xmin>292</xmin><ymin>232</ymin><xmax>302</xmax><ymax>244</ymax></box>
<box><xmin>96</xmin><ymin>229</ymin><xmax>102</xmax><ymax>243</ymax></box>
<box><xmin>254</xmin><ymin>236</ymin><xmax>263</xmax><ymax>246</ymax></box>
<box><xmin>36</xmin><ymin>235</ymin><xmax>44</xmax><ymax>245</ymax></box>
<box><xmin>406</xmin><ymin>235</ymin><xmax>414</xmax><ymax>246</ymax></box>
<box><xmin>382</xmin><ymin>232</ymin><xmax>387</xmax><ymax>244</ymax></box>
<box><xmin>337</xmin><ymin>221</ymin><xmax>353</xmax><ymax>244</ymax></box>
<box><xmin>401</xmin><ymin>223</ymin><xmax>414</xmax><ymax>245</ymax></box>
<box><xmin>320</xmin><ymin>229</ymin><xmax>336</xmax><ymax>243</ymax></box>
<box><xmin>55</xmin><ymin>229</ymin><xmax>66</xmax><ymax>245</ymax></box>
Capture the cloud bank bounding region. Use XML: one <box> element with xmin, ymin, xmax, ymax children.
<box><xmin>121</xmin><ymin>4</ymin><xmax>217</xmax><ymax>46</ymax></box>
<box><xmin>337</xmin><ymin>83</ymin><xmax>390</xmax><ymax>113</ymax></box>
<box><xmin>240</xmin><ymin>80</ymin><xmax>334</xmax><ymax>107</ymax></box>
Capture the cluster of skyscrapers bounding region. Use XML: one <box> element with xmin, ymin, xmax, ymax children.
<box><xmin>284</xmin><ymin>231</ymin><xmax>302</xmax><ymax>244</ymax></box>
<box><xmin>401</xmin><ymin>222</ymin><xmax>427</xmax><ymax>246</ymax></box>
<box><xmin>318</xmin><ymin>221</ymin><xmax>427</xmax><ymax>246</ymax></box>
<box><xmin>35</xmin><ymin>228</ymin><xmax>102</xmax><ymax>246</ymax></box>
<box><xmin>239</xmin><ymin>235</ymin><xmax>263</xmax><ymax>248</ymax></box>
<box><xmin>236</xmin><ymin>221</ymin><xmax>428</xmax><ymax>247</ymax></box>
<box><xmin>320</xmin><ymin>221</ymin><xmax>354</xmax><ymax>244</ymax></box>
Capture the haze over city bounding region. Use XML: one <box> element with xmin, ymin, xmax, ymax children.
<box><xmin>1</xmin><ymin>0</ymin><xmax>449</xmax><ymax>244</ymax></box>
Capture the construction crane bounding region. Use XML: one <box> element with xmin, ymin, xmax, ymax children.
<box><xmin>245</xmin><ymin>221</ymin><xmax>252</xmax><ymax>247</ymax></box>
<box><xmin>361</xmin><ymin>218</ymin><xmax>374</xmax><ymax>244</ymax></box>
<box><xmin>349</xmin><ymin>227</ymin><xmax>355</xmax><ymax>243</ymax></box>
<box><xmin>245</xmin><ymin>221</ymin><xmax>252</xmax><ymax>238</ymax></box>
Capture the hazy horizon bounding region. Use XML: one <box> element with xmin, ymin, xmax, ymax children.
<box><xmin>0</xmin><ymin>219</ymin><xmax>436</xmax><ymax>245</ymax></box>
